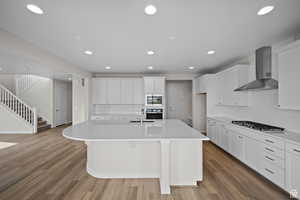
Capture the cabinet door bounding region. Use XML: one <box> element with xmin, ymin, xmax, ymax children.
<box><xmin>207</xmin><ymin>120</ymin><xmax>215</xmax><ymax>140</ymax></box>
<box><xmin>133</xmin><ymin>78</ymin><xmax>144</xmax><ymax>104</ymax></box>
<box><xmin>245</xmin><ymin>137</ymin><xmax>261</xmax><ymax>170</ymax></box>
<box><xmin>214</xmin><ymin>124</ymin><xmax>221</xmax><ymax>146</ymax></box>
<box><xmin>153</xmin><ymin>77</ymin><xmax>165</xmax><ymax>94</ymax></box>
<box><xmin>121</xmin><ymin>79</ymin><xmax>134</xmax><ymax>104</ymax></box>
<box><xmin>216</xmin><ymin>74</ymin><xmax>224</xmax><ymax>105</ymax></box>
<box><xmin>107</xmin><ymin>78</ymin><xmax>121</xmax><ymax>104</ymax></box>
<box><xmin>229</xmin><ymin>131</ymin><xmax>245</xmax><ymax>161</ymax></box>
<box><xmin>286</xmin><ymin>147</ymin><xmax>300</xmax><ymax>195</ymax></box>
<box><xmin>144</xmin><ymin>78</ymin><xmax>154</xmax><ymax>94</ymax></box>
<box><xmin>92</xmin><ymin>78</ymin><xmax>107</xmax><ymax>104</ymax></box>
<box><xmin>220</xmin><ymin>126</ymin><xmax>229</xmax><ymax>152</ymax></box>
<box><xmin>278</xmin><ymin>44</ymin><xmax>300</xmax><ymax>110</ymax></box>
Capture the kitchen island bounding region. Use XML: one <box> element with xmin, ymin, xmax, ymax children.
<box><xmin>63</xmin><ymin>119</ymin><xmax>209</xmax><ymax>194</ymax></box>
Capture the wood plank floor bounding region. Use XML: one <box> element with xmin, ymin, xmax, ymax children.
<box><xmin>0</xmin><ymin>125</ymin><xmax>289</xmax><ymax>200</ymax></box>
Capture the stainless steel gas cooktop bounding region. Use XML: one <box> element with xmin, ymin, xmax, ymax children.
<box><xmin>232</xmin><ymin>121</ymin><xmax>284</xmax><ymax>133</ymax></box>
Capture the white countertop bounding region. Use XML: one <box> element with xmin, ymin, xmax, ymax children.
<box><xmin>63</xmin><ymin>119</ymin><xmax>209</xmax><ymax>142</ymax></box>
<box><xmin>208</xmin><ymin>116</ymin><xmax>300</xmax><ymax>145</ymax></box>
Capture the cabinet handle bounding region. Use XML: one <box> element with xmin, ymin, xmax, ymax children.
<box><xmin>293</xmin><ymin>149</ymin><xmax>300</xmax><ymax>153</ymax></box>
<box><xmin>265</xmin><ymin>147</ymin><xmax>274</xmax><ymax>152</ymax></box>
<box><xmin>265</xmin><ymin>168</ymin><xmax>274</xmax><ymax>174</ymax></box>
<box><xmin>265</xmin><ymin>156</ymin><xmax>274</xmax><ymax>161</ymax></box>
<box><xmin>265</xmin><ymin>139</ymin><xmax>274</xmax><ymax>144</ymax></box>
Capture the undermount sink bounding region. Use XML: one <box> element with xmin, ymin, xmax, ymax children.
<box><xmin>130</xmin><ymin>120</ymin><xmax>155</xmax><ymax>123</ymax></box>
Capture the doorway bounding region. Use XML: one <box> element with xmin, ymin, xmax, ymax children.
<box><xmin>166</xmin><ymin>80</ymin><xmax>193</xmax><ymax>126</ymax></box>
<box><xmin>54</xmin><ymin>80</ymin><xmax>72</xmax><ymax>127</ymax></box>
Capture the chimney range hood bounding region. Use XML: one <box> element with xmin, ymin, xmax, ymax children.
<box><xmin>234</xmin><ymin>46</ymin><xmax>278</xmax><ymax>91</ymax></box>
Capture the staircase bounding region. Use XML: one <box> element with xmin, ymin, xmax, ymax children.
<box><xmin>37</xmin><ymin>117</ymin><xmax>51</xmax><ymax>132</ymax></box>
<box><xmin>0</xmin><ymin>83</ymin><xmax>40</xmax><ymax>133</ymax></box>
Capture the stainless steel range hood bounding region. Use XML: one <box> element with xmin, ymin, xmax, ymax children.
<box><xmin>234</xmin><ymin>46</ymin><xmax>278</xmax><ymax>91</ymax></box>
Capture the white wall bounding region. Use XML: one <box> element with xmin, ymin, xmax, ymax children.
<box><xmin>0</xmin><ymin>104</ymin><xmax>33</xmax><ymax>133</ymax></box>
<box><xmin>166</xmin><ymin>80</ymin><xmax>192</xmax><ymax>124</ymax></box>
<box><xmin>0</xmin><ymin>29</ymin><xmax>91</xmax><ymax>126</ymax></box>
<box><xmin>17</xmin><ymin>75</ymin><xmax>53</xmax><ymax>125</ymax></box>
<box><xmin>0</xmin><ymin>75</ymin><xmax>15</xmax><ymax>93</ymax></box>
<box><xmin>210</xmin><ymin>43</ymin><xmax>300</xmax><ymax>133</ymax></box>
<box><xmin>0</xmin><ymin>29</ymin><xmax>90</xmax><ymax>77</ymax></box>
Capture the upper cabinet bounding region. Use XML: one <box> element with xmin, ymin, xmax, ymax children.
<box><xmin>144</xmin><ymin>77</ymin><xmax>165</xmax><ymax>95</ymax></box>
<box><xmin>278</xmin><ymin>40</ymin><xmax>300</xmax><ymax>110</ymax></box>
<box><xmin>216</xmin><ymin>65</ymin><xmax>249</xmax><ymax>106</ymax></box>
<box><xmin>92</xmin><ymin>78</ymin><xmax>144</xmax><ymax>105</ymax></box>
<box><xmin>195</xmin><ymin>74</ymin><xmax>214</xmax><ymax>94</ymax></box>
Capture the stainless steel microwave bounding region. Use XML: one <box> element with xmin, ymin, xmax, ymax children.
<box><xmin>145</xmin><ymin>95</ymin><xmax>163</xmax><ymax>106</ymax></box>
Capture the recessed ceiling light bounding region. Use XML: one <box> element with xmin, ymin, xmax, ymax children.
<box><xmin>207</xmin><ymin>50</ymin><xmax>215</xmax><ymax>55</ymax></box>
<box><xmin>188</xmin><ymin>66</ymin><xmax>195</xmax><ymax>70</ymax></box>
<box><xmin>257</xmin><ymin>6</ymin><xmax>274</xmax><ymax>16</ymax></box>
<box><xmin>84</xmin><ymin>50</ymin><xmax>93</xmax><ymax>55</ymax></box>
<box><xmin>168</xmin><ymin>36</ymin><xmax>176</xmax><ymax>40</ymax></box>
<box><xmin>68</xmin><ymin>77</ymin><xmax>72</xmax><ymax>81</ymax></box>
<box><xmin>105</xmin><ymin>66</ymin><xmax>111</xmax><ymax>70</ymax></box>
<box><xmin>0</xmin><ymin>67</ymin><xmax>2</xmax><ymax>71</ymax></box>
<box><xmin>148</xmin><ymin>66</ymin><xmax>153</xmax><ymax>70</ymax></box>
<box><xmin>144</xmin><ymin>5</ymin><xmax>157</xmax><ymax>15</ymax></box>
<box><xmin>26</xmin><ymin>4</ymin><xmax>44</xmax><ymax>15</ymax></box>
<box><xmin>147</xmin><ymin>51</ymin><xmax>155</xmax><ymax>55</ymax></box>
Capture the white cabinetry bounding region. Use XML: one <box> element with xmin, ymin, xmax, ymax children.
<box><xmin>245</xmin><ymin>137</ymin><xmax>262</xmax><ymax>171</ymax></box>
<box><xmin>92</xmin><ymin>78</ymin><xmax>107</xmax><ymax>104</ymax></box>
<box><xmin>144</xmin><ymin>77</ymin><xmax>165</xmax><ymax>94</ymax></box>
<box><xmin>92</xmin><ymin>78</ymin><xmax>144</xmax><ymax>105</ymax></box>
<box><xmin>121</xmin><ymin>79</ymin><xmax>133</xmax><ymax>104</ymax></box>
<box><xmin>107</xmin><ymin>78</ymin><xmax>121</xmax><ymax>104</ymax></box>
<box><xmin>133</xmin><ymin>79</ymin><xmax>144</xmax><ymax>104</ymax></box>
<box><xmin>285</xmin><ymin>142</ymin><xmax>300</xmax><ymax>196</ymax></box>
<box><xmin>229</xmin><ymin>130</ymin><xmax>245</xmax><ymax>162</ymax></box>
<box><xmin>219</xmin><ymin>127</ymin><xmax>230</xmax><ymax>152</ymax></box>
<box><xmin>216</xmin><ymin>65</ymin><xmax>249</xmax><ymax>106</ymax></box>
<box><xmin>209</xmin><ymin>118</ymin><xmax>293</xmax><ymax>190</ymax></box>
<box><xmin>278</xmin><ymin>40</ymin><xmax>300</xmax><ymax>110</ymax></box>
<box><xmin>195</xmin><ymin>74</ymin><xmax>214</xmax><ymax>94</ymax></box>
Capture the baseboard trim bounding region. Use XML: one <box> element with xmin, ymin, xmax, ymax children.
<box><xmin>0</xmin><ymin>131</ymin><xmax>34</xmax><ymax>134</ymax></box>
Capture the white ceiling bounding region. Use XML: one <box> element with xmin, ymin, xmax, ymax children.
<box><xmin>0</xmin><ymin>0</ymin><xmax>300</xmax><ymax>74</ymax></box>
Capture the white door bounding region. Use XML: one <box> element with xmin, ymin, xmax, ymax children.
<box><xmin>54</xmin><ymin>80</ymin><xmax>72</xmax><ymax>126</ymax></box>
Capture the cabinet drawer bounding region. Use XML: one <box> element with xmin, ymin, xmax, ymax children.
<box><xmin>286</xmin><ymin>142</ymin><xmax>300</xmax><ymax>154</ymax></box>
<box><xmin>261</xmin><ymin>135</ymin><xmax>284</xmax><ymax>150</ymax></box>
<box><xmin>260</xmin><ymin>161</ymin><xmax>285</xmax><ymax>188</ymax></box>
<box><xmin>262</xmin><ymin>152</ymin><xmax>284</xmax><ymax>169</ymax></box>
<box><xmin>262</xmin><ymin>143</ymin><xmax>284</xmax><ymax>159</ymax></box>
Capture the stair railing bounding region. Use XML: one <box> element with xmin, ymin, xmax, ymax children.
<box><xmin>0</xmin><ymin>83</ymin><xmax>37</xmax><ymax>133</ymax></box>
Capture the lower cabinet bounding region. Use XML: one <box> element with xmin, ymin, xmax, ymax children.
<box><xmin>244</xmin><ymin>137</ymin><xmax>262</xmax><ymax>171</ymax></box>
<box><xmin>286</xmin><ymin>142</ymin><xmax>300</xmax><ymax>196</ymax></box>
<box><xmin>219</xmin><ymin>126</ymin><xmax>230</xmax><ymax>152</ymax></box>
<box><xmin>229</xmin><ymin>130</ymin><xmax>245</xmax><ymax>162</ymax></box>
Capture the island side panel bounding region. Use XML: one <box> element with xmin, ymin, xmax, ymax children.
<box><xmin>170</xmin><ymin>140</ymin><xmax>203</xmax><ymax>185</ymax></box>
<box><xmin>86</xmin><ymin>141</ymin><xmax>160</xmax><ymax>178</ymax></box>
